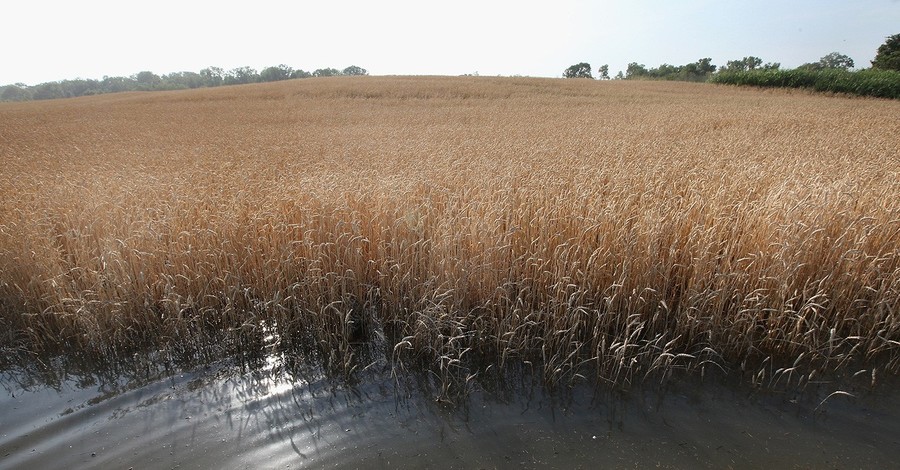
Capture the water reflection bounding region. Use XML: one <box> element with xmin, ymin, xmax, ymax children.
<box><xmin>1</xmin><ymin>350</ymin><xmax>899</xmax><ymax>469</ymax></box>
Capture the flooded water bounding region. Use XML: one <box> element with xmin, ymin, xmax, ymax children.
<box><xmin>1</xmin><ymin>359</ymin><xmax>898</xmax><ymax>469</ymax></box>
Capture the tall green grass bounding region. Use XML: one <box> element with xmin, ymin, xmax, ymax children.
<box><xmin>710</xmin><ymin>68</ymin><xmax>900</xmax><ymax>99</ymax></box>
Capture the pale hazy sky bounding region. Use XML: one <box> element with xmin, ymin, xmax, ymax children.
<box><xmin>2</xmin><ymin>0</ymin><xmax>898</xmax><ymax>85</ymax></box>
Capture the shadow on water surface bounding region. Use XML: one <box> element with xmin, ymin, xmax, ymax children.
<box><xmin>1</xmin><ymin>347</ymin><xmax>899</xmax><ymax>469</ymax></box>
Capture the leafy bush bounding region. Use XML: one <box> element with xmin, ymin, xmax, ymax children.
<box><xmin>710</xmin><ymin>68</ymin><xmax>900</xmax><ymax>99</ymax></box>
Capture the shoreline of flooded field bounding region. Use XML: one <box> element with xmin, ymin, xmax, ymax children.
<box><xmin>2</xmin><ymin>358</ymin><xmax>898</xmax><ymax>469</ymax></box>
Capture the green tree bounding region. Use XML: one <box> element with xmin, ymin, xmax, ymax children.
<box><xmin>290</xmin><ymin>69</ymin><xmax>312</xmax><ymax>79</ymax></box>
<box><xmin>563</xmin><ymin>62</ymin><xmax>593</xmax><ymax>78</ymax></box>
<box><xmin>872</xmin><ymin>33</ymin><xmax>900</xmax><ymax>71</ymax></box>
<box><xmin>723</xmin><ymin>59</ymin><xmax>743</xmax><ymax>72</ymax></box>
<box><xmin>722</xmin><ymin>56</ymin><xmax>763</xmax><ymax>72</ymax></box>
<box><xmin>31</xmin><ymin>82</ymin><xmax>65</xmax><ymax>100</ymax></box>
<box><xmin>224</xmin><ymin>67</ymin><xmax>259</xmax><ymax>85</ymax></box>
<box><xmin>133</xmin><ymin>71</ymin><xmax>162</xmax><ymax>91</ymax></box>
<box><xmin>0</xmin><ymin>84</ymin><xmax>31</xmax><ymax>101</ymax></box>
<box><xmin>743</xmin><ymin>56</ymin><xmax>763</xmax><ymax>70</ymax></box>
<box><xmin>342</xmin><ymin>65</ymin><xmax>368</xmax><ymax>76</ymax></box>
<box><xmin>101</xmin><ymin>75</ymin><xmax>135</xmax><ymax>93</ymax></box>
<box><xmin>650</xmin><ymin>63</ymin><xmax>680</xmax><ymax>78</ymax></box>
<box><xmin>597</xmin><ymin>64</ymin><xmax>610</xmax><ymax>80</ymax></box>
<box><xmin>164</xmin><ymin>71</ymin><xmax>204</xmax><ymax>89</ymax></box>
<box><xmin>260</xmin><ymin>64</ymin><xmax>294</xmax><ymax>82</ymax></box>
<box><xmin>57</xmin><ymin>79</ymin><xmax>101</xmax><ymax>97</ymax></box>
<box><xmin>200</xmin><ymin>67</ymin><xmax>224</xmax><ymax>87</ymax></box>
<box><xmin>313</xmin><ymin>68</ymin><xmax>342</xmax><ymax>77</ymax></box>
<box><xmin>625</xmin><ymin>62</ymin><xmax>648</xmax><ymax>78</ymax></box>
<box><xmin>694</xmin><ymin>58</ymin><xmax>716</xmax><ymax>75</ymax></box>
<box><xmin>817</xmin><ymin>52</ymin><xmax>854</xmax><ymax>70</ymax></box>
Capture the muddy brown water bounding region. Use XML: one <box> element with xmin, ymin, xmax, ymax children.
<box><xmin>1</xmin><ymin>358</ymin><xmax>898</xmax><ymax>469</ymax></box>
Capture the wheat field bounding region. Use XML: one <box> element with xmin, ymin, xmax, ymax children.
<box><xmin>1</xmin><ymin>76</ymin><xmax>898</xmax><ymax>393</ymax></box>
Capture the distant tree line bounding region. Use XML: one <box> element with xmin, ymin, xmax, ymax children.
<box><xmin>564</xmin><ymin>34</ymin><xmax>900</xmax><ymax>84</ymax></box>
<box><xmin>622</xmin><ymin>57</ymin><xmax>722</xmax><ymax>81</ymax></box>
<box><xmin>710</xmin><ymin>36</ymin><xmax>900</xmax><ymax>99</ymax></box>
<box><xmin>0</xmin><ymin>64</ymin><xmax>368</xmax><ymax>102</ymax></box>
<box><xmin>564</xmin><ymin>57</ymin><xmax>778</xmax><ymax>82</ymax></box>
